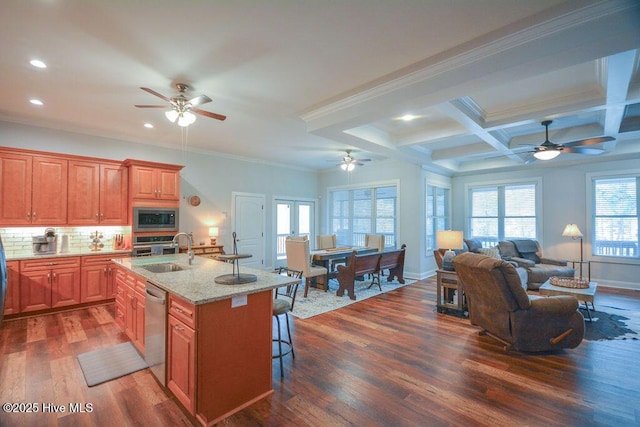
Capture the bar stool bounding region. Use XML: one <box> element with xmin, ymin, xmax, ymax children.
<box><xmin>273</xmin><ymin>267</ymin><xmax>302</xmax><ymax>377</ymax></box>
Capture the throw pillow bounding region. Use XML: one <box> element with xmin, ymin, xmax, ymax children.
<box><xmin>520</xmin><ymin>252</ymin><xmax>541</xmax><ymax>264</ymax></box>
<box><xmin>464</xmin><ymin>238</ymin><xmax>483</xmax><ymax>253</ymax></box>
<box><xmin>477</xmin><ymin>246</ymin><xmax>501</xmax><ymax>260</ymax></box>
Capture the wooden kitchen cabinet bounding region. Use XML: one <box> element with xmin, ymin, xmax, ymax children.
<box><xmin>113</xmin><ymin>264</ymin><xmax>145</xmax><ymax>354</ymax></box>
<box><xmin>126</xmin><ymin>160</ymin><xmax>182</xmax><ymax>202</ymax></box>
<box><xmin>80</xmin><ymin>254</ymin><xmax>129</xmax><ymax>303</ymax></box>
<box><xmin>19</xmin><ymin>257</ymin><xmax>81</xmax><ymax>312</ymax></box>
<box><xmin>3</xmin><ymin>261</ymin><xmax>21</xmax><ymax>316</ymax></box>
<box><xmin>0</xmin><ymin>152</ymin><xmax>32</xmax><ymax>225</ymax></box>
<box><xmin>68</xmin><ymin>161</ymin><xmax>128</xmax><ymax>225</ymax></box>
<box><xmin>0</xmin><ymin>151</ymin><xmax>67</xmax><ymax>225</ymax></box>
<box><xmin>167</xmin><ymin>295</ymin><xmax>197</xmax><ymax>413</ymax></box>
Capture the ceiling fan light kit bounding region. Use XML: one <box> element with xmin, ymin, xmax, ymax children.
<box><xmin>533</xmin><ymin>148</ymin><xmax>561</xmax><ymax>160</ymax></box>
<box><xmin>136</xmin><ymin>83</ymin><xmax>226</xmax><ymax>127</ymax></box>
<box><xmin>338</xmin><ymin>149</ymin><xmax>371</xmax><ymax>171</ymax></box>
<box><xmin>529</xmin><ymin>120</ymin><xmax>611</xmax><ymax>161</ymax></box>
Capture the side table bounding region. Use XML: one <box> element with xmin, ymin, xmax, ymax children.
<box><xmin>568</xmin><ymin>260</ymin><xmax>590</xmax><ymax>281</ymax></box>
<box><xmin>180</xmin><ymin>244</ymin><xmax>225</xmax><ymax>260</ymax></box>
<box><xmin>436</xmin><ymin>269</ymin><xmax>468</xmax><ymax>317</ymax></box>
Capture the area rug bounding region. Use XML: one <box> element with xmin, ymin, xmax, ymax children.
<box><xmin>77</xmin><ymin>342</ymin><xmax>148</xmax><ymax>386</ymax></box>
<box><xmin>583</xmin><ymin>305</ymin><xmax>640</xmax><ymax>341</ymax></box>
<box><xmin>291</xmin><ymin>277</ymin><xmax>414</xmax><ymax>319</ymax></box>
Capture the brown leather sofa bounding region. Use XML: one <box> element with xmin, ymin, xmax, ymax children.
<box><xmin>453</xmin><ymin>252</ymin><xmax>584</xmax><ymax>352</ymax></box>
<box><xmin>498</xmin><ymin>240</ymin><xmax>574</xmax><ymax>290</ymax></box>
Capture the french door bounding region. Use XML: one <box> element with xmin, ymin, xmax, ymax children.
<box><xmin>274</xmin><ymin>199</ymin><xmax>315</xmax><ymax>266</ymax></box>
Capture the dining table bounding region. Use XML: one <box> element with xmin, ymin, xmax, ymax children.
<box><xmin>311</xmin><ymin>246</ymin><xmax>378</xmax><ymax>287</ymax></box>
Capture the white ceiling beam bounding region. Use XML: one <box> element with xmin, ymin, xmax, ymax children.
<box><xmin>603</xmin><ymin>50</ymin><xmax>638</xmax><ymax>148</ymax></box>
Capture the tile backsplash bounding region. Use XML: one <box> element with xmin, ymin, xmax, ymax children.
<box><xmin>0</xmin><ymin>226</ymin><xmax>131</xmax><ymax>256</ymax></box>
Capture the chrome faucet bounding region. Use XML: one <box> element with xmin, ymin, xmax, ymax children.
<box><xmin>172</xmin><ymin>232</ymin><xmax>194</xmax><ymax>265</ymax></box>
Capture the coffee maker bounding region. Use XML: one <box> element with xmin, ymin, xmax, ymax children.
<box><xmin>32</xmin><ymin>228</ymin><xmax>57</xmax><ymax>255</ymax></box>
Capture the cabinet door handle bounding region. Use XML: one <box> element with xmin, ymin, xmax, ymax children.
<box><xmin>96</xmin><ymin>213</ymin><xmax>99</xmax><ymax>218</ymax></box>
<box><xmin>174</xmin><ymin>307</ymin><xmax>184</xmax><ymax>313</ymax></box>
<box><xmin>52</xmin><ymin>272</ymin><xmax>57</xmax><ymax>281</ymax></box>
<box><xmin>100</xmin><ymin>213</ymin><xmax>104</xmax><ymax>218</ymax></box>
<box><xmin>33</xmin><ymin>212</ymin><xmax>37</xmax><ymax>219</ymax></box>
<box><xmin>47</xmin><ymin>273</ymin><xmax>51</xmax><ymax>283</ymax></box>
<box><xmin>174</xmin><ymin>324</ymin><xmax>184</xmax><ymax>332</ymax></box>
<box><xmin>26</xmin><ymin>212</ymin><xmax>30</xmax><ymax>220</ymax></box>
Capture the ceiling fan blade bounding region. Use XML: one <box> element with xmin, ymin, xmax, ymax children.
<box><xmin>192</xmin><ymin>107</ymin><xmax>227</xmax><ymax>121</ymax></box>
<box><xmin>134</xmin><ymin>104</ymin><xmax>166</xmax><ymax>108</ymax></box>
<box><xmin>140</xmin><ymin>87</ymin><xmax>171</xmax><ymax>102</ymax></box>
<box><xmin>357</xmin><ymin>158</ymin><xmax>372</xmax><ymax>162</ymax></box>
<box><xmin>562</xmin><ymin>136</ymin><xmax>615</xmax><ymax>147</ymax></box>
<box><xmin>563</xmin><ymin>147</ymin><xmax>605</xmax><ymax>155</ymax></box>
<box><xmin>189</xmin><ymin>94</ymin><xmax>212</xmax><ymax>106</ymax></box>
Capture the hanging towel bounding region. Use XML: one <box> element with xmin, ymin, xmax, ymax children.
<box><xmin>150</xmin><ymin>245</ymin><xmax>164</xmax><ymax>255</ymax></box>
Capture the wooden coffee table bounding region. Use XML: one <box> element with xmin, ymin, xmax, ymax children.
<box><xmin>539</xmin><ymin>279</ymin><xmax>598</xmax><ymax>322</ymax></box>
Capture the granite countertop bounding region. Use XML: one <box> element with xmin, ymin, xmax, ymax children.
<box><xmin>6</xmin><ymin>248</ymin><xmax>132</xmax><ymax>261</ymax></box>
<box><xmin>114</xmin><ymin>254</ymin><xmax>300</xmax><ymax>305</ymax></box>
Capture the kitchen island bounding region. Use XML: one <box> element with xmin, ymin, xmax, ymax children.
<box><xmin>112</xmin><ymin>254</ymin><xmax>300</xmax><ymax>426</ymax></box>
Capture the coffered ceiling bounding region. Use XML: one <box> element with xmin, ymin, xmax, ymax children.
<box><xmin>1</xmin><ymin>0</ymin><xmax>639</xmax><ymax>174</ymax></box>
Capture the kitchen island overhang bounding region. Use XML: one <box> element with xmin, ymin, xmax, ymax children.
<box><xmin>113</xmin><ymin>254</ymin><xmax>301</xmax><ymax>426</ymax></box>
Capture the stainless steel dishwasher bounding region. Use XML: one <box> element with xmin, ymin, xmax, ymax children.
<box><xmin>145</xmin><ymin>282</ymin><xmax>167</xmax><ymax>385</ymax></box>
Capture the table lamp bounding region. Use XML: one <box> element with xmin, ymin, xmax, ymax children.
<box><xmin>437</xmin><ymin>230</ymin><xmax>464</xmax><ymax>271</ymax></box>
<box><xmin>209</xmin><ymin>226</ymin><xmax>219</xmax><ymax>245</ymax></box>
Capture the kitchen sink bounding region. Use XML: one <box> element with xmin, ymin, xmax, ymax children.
<box><xmin>141</xmin><ymin>263</ymin><xmax>184</xmax><ymax>273</ymax></box>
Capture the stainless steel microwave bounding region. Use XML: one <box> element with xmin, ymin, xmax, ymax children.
<box><xmin>133</xmin><ymin>207</ymin><xmax>179</xmax><ymax>233</ymax></box>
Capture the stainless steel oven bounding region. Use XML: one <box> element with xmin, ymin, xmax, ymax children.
<box><xmin>132</xmin><ymin>234</ymin><xmax>177</xmax><ymax>257</ymax></box>
<box><xmin>133</xmin><ymin>207</ymin><xmax>179</xmax><ymax>233</ymax></box>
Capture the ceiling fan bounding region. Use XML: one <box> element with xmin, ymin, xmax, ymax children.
<box><xmin>339</xmin><ymin>150</ymin><xmax>371</xmax><ymax>171</ymax></box>
<box><xmin>135</xmin><ymin>83</ymin><xmax>226</xmax><ymax>127</ymax></box>
<box><xmin>529</xmin><ymin>120</ymin><xmax>614</xmax><ymax>160</ymax></box>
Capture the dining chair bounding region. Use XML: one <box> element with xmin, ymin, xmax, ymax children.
<box><xmin>316</xmin><ymin>234</ymin><xmax>336</xmax><ymax>250</ymax></box>
<box><xmin>365</xmin><ymin>234</ymin><xmax>384</xmax><ymax>252</ymax></box>
<box><xmin>285</xmin><ymin>236</ymin><xmax>327</xmax><ymax>297</ymax></box>
<box><xmin>272</xmin><ymin>267</ymin><xmax>302</xmax><ymax>378</ymax></box>
<box><xmin>365</xmin><ymin>234</ymin><xmax>385</xmax><ymax>278</ymax></box>
<box><xmin>316</xmin><ymin>234</ymin><xmax>342</xmax><ymax>272</ymax></box>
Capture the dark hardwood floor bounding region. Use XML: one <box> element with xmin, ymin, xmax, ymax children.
<box><xmin>1</xmin><ymin>277</ymin><xmax>639</xmax><ymax>426</ymax></box>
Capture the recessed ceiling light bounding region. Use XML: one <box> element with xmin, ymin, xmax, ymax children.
<box><xmin>29</xmin><ymin>99</ymin><xmax>44</xmax><ymax>106</ymax></box>
<box><xmin>144</xmin><ymin>123</ymin><xmax>154</xmax><ymax>128</ymax></box>
<box><xmin>29</xmin><ymin>59</ymin><xmax>47</xmax><ymax>69</ymax></box>
<box><xmin>400</xmin><ymin>114</ymin><xmax>417</xmax><ymax>122</ymax></box>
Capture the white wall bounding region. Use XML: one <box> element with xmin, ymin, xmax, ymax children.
<box><xmin>0</xmin><ymin>121</ymin><xmax>319</xmax><ymax>268</ymax></box>
<box><xmin>452</xmin><ymin>159</ymin><xmax>640</xmax><ymax>290</ymax></box>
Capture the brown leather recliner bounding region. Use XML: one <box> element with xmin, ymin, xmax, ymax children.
<box><xmin>453</xmin><ymin>252</ymin><xmax>584</xmax><ymax>352</ymax></box>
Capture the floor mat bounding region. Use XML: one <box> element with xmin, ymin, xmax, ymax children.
<box><xmin>77</xmin><ymin>342</ymin><xmax>148</xmax><ymax>386</ymax></box>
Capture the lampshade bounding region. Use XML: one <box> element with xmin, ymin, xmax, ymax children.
<box><xmin>436</xmin><ymin>230</ymin><xmax>464</xmax><ymax>250</ymax></box>
<box><xmin>533</xmin><ymin>149</ymin><xmax>561</xmax><ymax>160</ymax></box>
<box><xmin>562</xmin><ymin>224</ymin><xmax>583</xmax><ymax>238</ymax></box>
<box><xmin>209</xmin><ymin>226</ymin><xmax>219</xmax><ymax>245</ymax></box>
<box><xmin>165</xmin><ymin>109</ymin><xmax>179</xmax><ymax>123</ymax></box>
<box><xmin>177</xmin><ymin>111</ymin><xmax>196</xmax><ymax>127</ymax></box>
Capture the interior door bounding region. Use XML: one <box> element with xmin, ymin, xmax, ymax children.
<box><xmin>275</xmin><ymin>199</ymin><xmax>315</xmax><ymax>266</ymax></box>
<box><xmin>233</xmin><ymin>193</ymin><xmax>265</xmax><ymax>269</ymax></box>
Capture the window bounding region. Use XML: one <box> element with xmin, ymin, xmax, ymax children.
<box><xmin>426</xmin><ymin>185</ymin><xmax>450</xmax><ymax>250</ymax></box>
<box><xmin>468</xmin><ymin>183</ymin><xmax>537</xmax><ymax>245</ymax></box>
<box><xmin>329</xmin><ymin>184</ymin><xmax>397</xmax><ymax>248</ymax></box>
<box><xmin>592</xmin><ymin>176</ymin><xmax>639</xmax><ymax>258</ymax></box>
